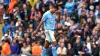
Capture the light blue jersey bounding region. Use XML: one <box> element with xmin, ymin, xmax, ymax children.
<box><xmin>42</xmin><ymin>11</ymin><xmax>57</xmax><ymax>30</ymax></box>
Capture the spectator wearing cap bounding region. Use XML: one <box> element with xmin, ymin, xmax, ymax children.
<box><xmin>10</xmin><ymin>39</ymin><xmax>19</xmax><ymax>55</ymax></box>
<box><xmin>1</xmin><ymin>33</ymin><xmax>12</xmax><ymax>42</ymax></box>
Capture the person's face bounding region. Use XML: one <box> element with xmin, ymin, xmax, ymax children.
<box><xmin>12</xmin><ymin>39</ymin><xmax>16</xmax><ymax>44</ymax></box>
<box><xmin>60</xmin><ymin>42</ymin><xmax>64</xmax><ymax>48</ymax></box>
<box><xmin>92</xmin><ymin>30</ymin><xmax>97</xmax><ymax>35</ymax></box>
<box><xmin>26</xmin><ymin>38</ymin><xmax>30</xmax><ymax>42</ymax></box>
<box><xmin>18</xmin><ymin>27</ymin><xmax>22</xmax><ymax>31</ymax></box>
<box><xmin>11</xmin><ymin>21</ymin><xmax>14</xmax><ymax>25</ymax></box>
<box><xmin>84</xmin><ymin>28</ymin><xmax>88</xmax><ymax>32</ymax></box>
<box><xmin>89</xmin><ymin>11</ymin><xmax>93</xmax><ymax>15</ymax></box>
<box><xmin>83</xmin><ymin>43</ymin><xmax>87</xmax><ymax>47</ymax></box>
<box><xmin>60</xmin><ymin>15</ymin><xmax>63</xmax><ymax>19</ymax></box>
<box><xmin>93</xmin><ymin>44</ymin><xmax>96</xmax><ymax>48</ymax></box>
<box><xmin>68</xmin><ymin>0</ymin><xmax>72</xmax><ymax>2</ymax></box>
<box><xmin>96</xmin><ymin>5</ymin><xmax>99</xmax><ymax>10</ymax></box>
<box><xmin>50</xmin><ymin>7</ymin><xmax>57</xmax><ymax>13</ymax></box>
<box><xmin>23</xmin><ymin>4</ymin><xmax>27</xmax><ymax>9</ymax></box>
<box><xmin>86</xmin><ymin>36</ymin><xmax>90</xmax><ymax>42</ymax></box>
<box><xmin>90</xmin><ymin>0</ymin><xmax>93</xmax><ymax>3</ymax></box>
<box><xmin>25</xmin><ymin>17</ymin><xmax>28</xmax><ymax>20</ymax></box>
<box><xmin>37</xmin><ymin>0</ymin><xmax>40</xmax><ymax>3</ymax></box>
<box><xmin>76</xmin><ymin>39</ymin><xmax>80</xmax><ymax>44</ymax></box>
<box><xmin>23</xmin><ymin>43</ymin><xmax>27</xmax><ymax>47</ymax></box>
<box><xmin>68</xmin><ymin>43</ymin><xmax>71</xmax><ymax>48</ymax></box>
<box><xmin>24</xmin><ymin>33</ymin><xmax>28</xmax><ymax>37</ymax></box>
<box><xmin>82</xmin><ymin>12</ymin><xmax>85</xmax><ymax>15</ymax></box>
<box><xmin>31</xmin><ymin>7</ymin><xmax>35</xmax><ymax>12</ymax></box>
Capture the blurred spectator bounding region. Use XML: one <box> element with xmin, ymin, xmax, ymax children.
<box><xmin>0</xmin><ymin>0</ymin><xmax>4</xmax><ymax>24</ymax></box>
<box><xmin>2</xmin><ymin>21</ymin><xmax>10</xmax><ymax>35</ymax></box>
<box><xmin>95</xmin><ymin>5</ymin><xmax>100</xmax><ymax>18</ymax></box>
<box><xmin>10</xmin><ymin>39</ymin><xmax>19</xmax><ymax>55</ymax></box>
<box><xmin>1</xmin><ymin>40</ymin><xmax>11</xmax><ymax>56</ymax></box>
<box><xmin>20</xmin><ymin>3</ymin><xmax>30</xmax><ymax>20</ymax></box>
<box><xmin>64</xmin><ymin>0</ymin><xmax>75</xmax><ymax>16</ymax></box>
<box><xmin>57</xmin><ymin>42</ymin><xmax>67</xmax><ymax>56</ymax></box>
<box><xmin>92</xmin><ymin>44</ymin><xmax>99</xmax><ymax>56</ymax></box>
<box><xmin>32</xmin><ymin>42</ymin><xmax>42</xmax><ymax>56</ymax></box>
<box><xmin>73</xmin><ymin>38</ymin><xmax>83</xmax><ymax>56</ymax></box>
<box><xmin>87</xmin><ymin>0</ymin><xmax>96</xmax><ymax>11</ymax></box>
<box><xmin>4</xmin><ymin>0</ymin><xmax>10</xmax><ymax>11</ymax></box>
<box><xmin>95</xmin><ymin>13</ymin><xmax>100</xmax><ymax>24</ymax></box>
<box><xmin>3</xmin><ymin>10</ymin><xmax>10</xmax><ymax>23</ymax></box>
<box><xmin>34</xmin><ymin>0</ymin><xmax>43</xmax><ymax>11</ymax></box>
<box><xmin>1</xmin><ymin>33</ymin><xmax>12</xmax><ymax>42</ymax></box>
<box><xmin>21</xmin><ymin>42</ymin><xmax>31</xmax><ymax>55</ymax></box>
<box><xmin>85</xmin><ymin>36</ymin><xmax>92</xmax><ymax>56</ymax></box>
<box><xmin>67</xmin><ymin>43</ymin><xmax>74</xmax><ymax>56</ymax></box>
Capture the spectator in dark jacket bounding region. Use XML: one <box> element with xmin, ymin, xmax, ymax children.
<box><xmin>92</xmin><ymin>44</ymin><xmax>99</xmax><ymax>56</ymax></box>
<box><xmin>67</xmin><ymin>43</ymin><xmax>74</xmax><ymax>56</ymax></box>
<box><xmin>73</xmin><ymin>38</ymin><xmax>83</xmax><ymax>56</ymax></box>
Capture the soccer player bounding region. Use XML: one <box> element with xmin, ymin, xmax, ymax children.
<box><xmin>33</xmin><ymin>4</ymin><xmax>59</xmax><ymax>56</ymax></box>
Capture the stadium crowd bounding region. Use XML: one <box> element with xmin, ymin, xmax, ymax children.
<box><xmin>0</xmin><ymin>0</ymin><xmax>100</xmax><ymax>56</ymax></box>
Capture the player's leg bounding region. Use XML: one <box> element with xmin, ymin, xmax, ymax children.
<box><xmin>49</xmin><ymin>30</ymin><xmax>57</xmax><ymax>56</ymax></box>
<box><xmin>41</xmin><ymin>30</ymin><xmax>50</xmax><ymax>56</ymax></box>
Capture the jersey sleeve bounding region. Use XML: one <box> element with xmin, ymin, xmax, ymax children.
<box><xmin>42</xmin><ymin>13</ymin><xmax>48</xmax><ymax>21</ymax></box>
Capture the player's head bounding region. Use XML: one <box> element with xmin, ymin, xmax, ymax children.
<box><xmin>49</xmin><ymin>4</ymin><xmax>57</xmax><ymax>13</ymax></box>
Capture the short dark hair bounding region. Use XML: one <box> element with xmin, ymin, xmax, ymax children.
<box><xmin>50</xmin><ymin>4</ymin><xmax>58</xmax><ymax>9</ymax></box>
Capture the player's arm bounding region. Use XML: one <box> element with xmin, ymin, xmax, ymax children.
<box><xmin>33</xmin><ymin>13</ymin><xmax>47</xmax><ymax>36</ymax></box>
<box><xmin>33</xmin><ymin>20</ymin><xmax>44</xmax><ymax>36</ymax></box>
